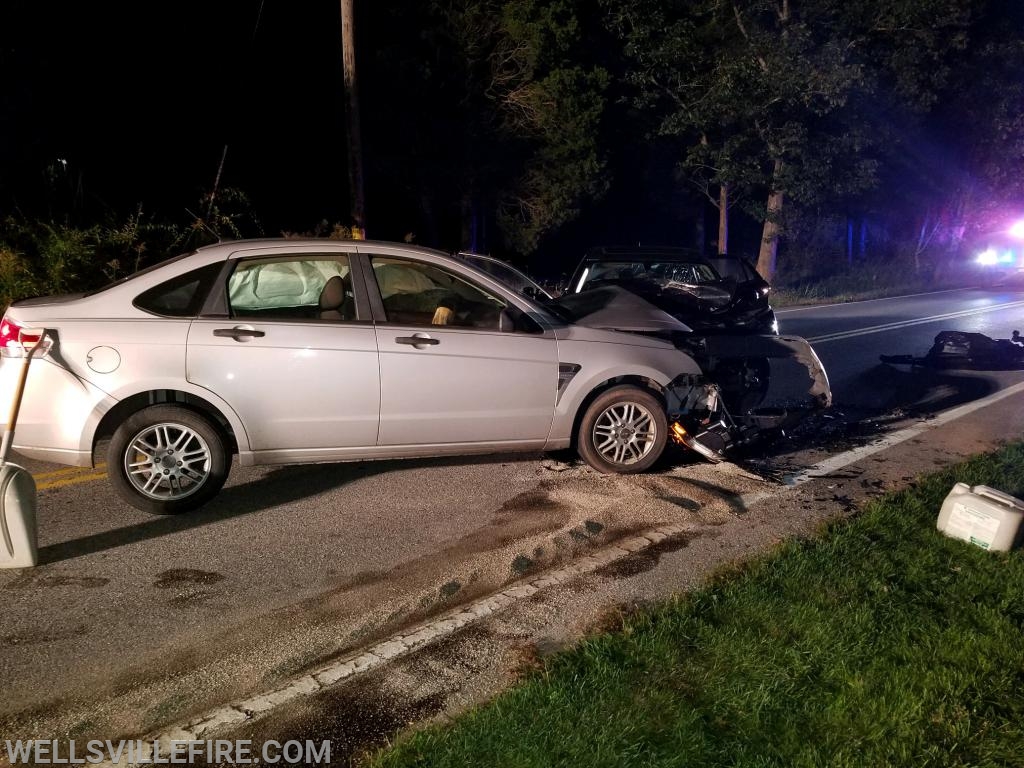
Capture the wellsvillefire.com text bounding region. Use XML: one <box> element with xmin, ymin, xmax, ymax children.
<box><xmin>4</xmin><ymin>739</ymin><xmax>332</xmax><ymax>766</ymax></box>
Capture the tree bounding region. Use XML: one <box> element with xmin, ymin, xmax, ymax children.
<box><xmin>608</xmin><ymin>0</ymin><xmax>870</xmax><ymax>279</ymax></box>
<box><xmin>503</xmin><ymin>3</ymin><xmax>612</xmax><ymax>251</ymax></box>
<box><xmin>606</xmin><ymin>0</ymin><xmax>980</xmax><ymax>281</ymax></box>
<box><xmin>364</xmin><ymin>0</ymin><xmax>609</xmax><ymax>255</ymax></box>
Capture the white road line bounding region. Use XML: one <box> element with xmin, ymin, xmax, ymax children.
<box><xmin>782</xmin><ymin>380</ymin><xmax>1024</xmax><ymax>487</ymax></box>
<box><xmin>805</xmin><ymin>300</ymin><xmax>1024</xmax><ymax>344</ymax></box>
<box><xmin>775</xmin><ymin>287</ymin><xmax>972</xmax><ymax>314</ymax></box>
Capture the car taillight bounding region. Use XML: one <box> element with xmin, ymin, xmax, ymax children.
<box><xmin>0</xmin><ymin>315</ymin><xmax>45</xmax><ymax>357</ymax></box>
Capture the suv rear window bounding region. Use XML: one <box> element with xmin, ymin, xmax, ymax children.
<box><xmin>579</xmin><ymin>260</ymin><xmax>719</xmax><ymax>291</ymax></box>
<box><xmin>133</xmin><ymin>262</ymin><xmax>223</xmax><ymax>317</ymax></box>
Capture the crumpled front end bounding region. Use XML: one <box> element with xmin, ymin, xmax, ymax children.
<box><xmin>663</xmin><ymin>333</ymin><xmax>832</xmax><ymax>461</ymax></box>
<box><xmin>555</xmin><ymin>284</ymin><xmax>832</xmax><ymax>461</ymax></box>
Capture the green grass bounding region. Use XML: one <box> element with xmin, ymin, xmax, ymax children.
<box><xmin>372</xmin><ymin>444</ymin><xmax>1024</xmax><ymax>768</ymax></box>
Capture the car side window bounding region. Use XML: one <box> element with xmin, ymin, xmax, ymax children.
<box><xmin>368</xmin><ymin>256</ymin><xmax>508</xmax><ymax>330</ymax></box>
<box><xmin>227</xmin><ymin>256</ymin><xmax>356</xmax><ymax>321</ymax></box>
<box><xmin>133</xmin><ymin>262</ymin><xmax>224</xmax><ymax>317</ymax></box>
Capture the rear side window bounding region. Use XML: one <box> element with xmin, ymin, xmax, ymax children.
<box><xmin>133</xmin><ymin>262</ymin><xmax>223</xmax><ymax>317</ymax></box>
<box><xmin>227</xmin><ymin>255</ymin><xmax>355</xmax><ymax>321</ymax></box>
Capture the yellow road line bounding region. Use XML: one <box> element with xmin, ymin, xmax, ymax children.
<box><xmin>32</xmin><ymin>463</ymin><xmax>108</xmax><ymax>481</ymax></box>
<box><xmin>36</xmin><ymin>471</ymin><xmax>108</xmax><ymax>491</ymax></box>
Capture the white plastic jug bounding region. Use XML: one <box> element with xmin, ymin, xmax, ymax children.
<box><xmin>937</xmin><ymin>483</ymin><xmax>1024</xmax><ymax>552</ymax></box>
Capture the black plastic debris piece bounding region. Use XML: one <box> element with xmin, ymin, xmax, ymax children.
<box><xmin>880</xmin><ymin>330</ymin><xmax>1024</xmax><ymax>370</ymax></box>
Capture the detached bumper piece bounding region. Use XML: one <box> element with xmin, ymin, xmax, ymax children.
<box><xmin>881</xmin><ymin>330</ymin><xmax>1024</xmax><ymax>371</ymax></box>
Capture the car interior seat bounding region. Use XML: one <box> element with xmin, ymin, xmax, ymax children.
<box><xmin>318</xmin><ymin>274</ymin><xmax>353</xmax><ymax>320</ymax></box>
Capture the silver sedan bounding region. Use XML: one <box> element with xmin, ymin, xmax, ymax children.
<box><xmin>0</xmin><ymin>240</ymin><xmax>744</xmax><ymax>514</ymax></box>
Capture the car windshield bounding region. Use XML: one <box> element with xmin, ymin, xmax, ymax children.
<box><xmin>576</xmin><ymin>260</ymin><xmax>720</xmax><ymax>292</ymax></box>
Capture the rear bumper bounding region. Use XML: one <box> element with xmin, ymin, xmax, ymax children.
<box><xmin>5</xmin><ymin>444</ymin><xmax>94</xmax><ymax>467</ymax></box>
<box><xmin>0</xmin><ymin>357</ymin><xmax>114</xmax><ymax>468</ymax></box>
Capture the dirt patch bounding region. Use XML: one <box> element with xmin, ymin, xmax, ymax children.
<box><xmin>193</xmin><ymin>674</ymin><xmax>447</xmax><ymax>768</ymax></box>
<box><xmin>314</xmin><ymin>481</ymin><xmax>576</xmax><ymax>604</ymax></box>
<box><xmin>166</xmin><ymin>591</ymin><xmax>215</xmax><ymax>608</ymax></box>
<box><xmin>153</xmin><ymin>569</ymin><xmax>226</xmax><ymax>589</ymax></box>
<box><xmin>510</xmin><ymin>554</ymin><xmax>535</xmax><ymax>575</ymax></box>
<box><xmin>4</xmin><ymin>574</ymin><xmax>110</xmax><ymax>590</ymax></box>
<box><xmin>438</xmin><ymin>580</ymin><xmax>462</xmax><ymax>599</ymax></box>
<box><xmin>3</xmin><ymin>624</ymin><xmax>87</xmax><ymax>647</ymax></box>
<box><xmin>205</xmin><ymin>628</ymin><xmax>501</xmax><ymax>768</ymax></box>
<box><xmin>596</xmin><ymin>532</ymin><xmax>703</xmax><ymax>579</ymax></box>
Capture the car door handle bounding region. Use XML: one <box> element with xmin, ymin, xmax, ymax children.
<box><xmin>213</xmin><ymin>326</ymin><xmax>266</xmax><ymax>341</ymax></box>
<box><xmin>395</xmin><ymin>334</ymin><xmax>440</xmax><ymax>347</ymax></box>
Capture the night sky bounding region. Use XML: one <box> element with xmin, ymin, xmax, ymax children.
<box><xmin>2</xmin><ymin>1</ymin><xmax>351</xmax><ymax>229</ymax></box>
<box><xmin>0</xmin><ymin>2</ymin><xmax>784</xmax><ymax>269</ymax></box>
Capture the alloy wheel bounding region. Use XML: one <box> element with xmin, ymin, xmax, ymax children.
<box><xmin>591</xmin><ymin>401</ymin><xmax>658</xmax><ymax>466</ymax></box>
<box><xmin>123</xmin><ymin>422</ymin><xmax>212</xmax><ymax>501</ymax></box>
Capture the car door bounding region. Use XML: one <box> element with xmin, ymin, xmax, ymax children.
<box><xmin>187</xmin><ymin>249</ymin><xmax>381</xmax><ymax>461</ymax></box>
<box><xmin>361</xmin><ymin>249</ymin><xmax>558</xmax><ymax>448</ymax></box>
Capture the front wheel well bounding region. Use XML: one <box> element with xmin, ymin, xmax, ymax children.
<box><xmin>94</xmin><ymin>391</ymin><xmax>238</xmax><ymax>460</ymax></box>
<box><xmin>569</xmin><ymin>376</ymin><xmax>666</xmax><ymax>450</ymax></box>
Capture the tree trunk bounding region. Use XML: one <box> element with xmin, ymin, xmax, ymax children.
<box><xmin>341</xmin><ymin>0</ymin><xmax>366</xmax><ymax>238</ymax></box>
<box><xmin>718</xmin><ymin>184</ymin><xmax>729</xmax><ymax>255</ymax></box>
<box><xmin>756</xmin><ymin>159</ymin><xmax>785</xmax><ymax>282</ymax></box>
<box><xmin>846</xmin><ymin>217</ymin><xmax>854</xmax><ymax>266</ymax></box>
<box><xmin>206</xmin><ymin>145</ymin><xmax>229</xmax><ymax>220</ymax></box>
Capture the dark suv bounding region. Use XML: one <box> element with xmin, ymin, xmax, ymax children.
<box><xmin>566</xmin><ymin>246</ymin><xmax>777</xmax><ymax>334</ymax></box>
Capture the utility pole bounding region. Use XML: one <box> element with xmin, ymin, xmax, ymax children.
<box><xmin>341</xmin><ymin>0</ymin><xmax>366</xmax><ymax>238</ymax></box>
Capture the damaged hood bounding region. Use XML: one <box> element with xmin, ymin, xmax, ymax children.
<box><xmin>551</xmin><ymin>286</ymin><xmax>693</xmax><ymax>333</ymax></box>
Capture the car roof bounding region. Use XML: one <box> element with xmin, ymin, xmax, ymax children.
<box><xmin>195</xmin><ymin>238</ymin><xmax>449</xmax><ymax>259</ymax></box>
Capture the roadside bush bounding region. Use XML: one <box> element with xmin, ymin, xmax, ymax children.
<box><xmin>770</xmin><ymin>207</ymin><xmax>974</xmax><ymax>304</ymax></box>
<box><xmin>0</xmin><ymin>215</ymin><xmax>193</xmax><ymax>309</ymax></box>
<box><xmin>772</xmin><ymin>258</ymin><xmax>972</xmax><ymax>306</ymax></box>
<box><xmin>0</xmin><ymin>185</ymin><xmax>269</xmax><ymax>309</ymax></box>
<box><xmin>0</xmin><ymin>245</ymin><xmax>38</xmax><ymax>310</ymax></box>
<box><xmin>281</xmin><ymin>220</ymin><xmax>354</xmax><ymax>240</ymax></box>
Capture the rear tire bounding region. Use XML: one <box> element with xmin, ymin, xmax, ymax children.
<box><xmin>107</xmin><ymin>405</ymin><xmax>229</xmax><ymax>514</ymax></box>
<box><xmin>577</xmin><ymin>386</ymin><xmax>668</xmax><ymax>474</ymax></box>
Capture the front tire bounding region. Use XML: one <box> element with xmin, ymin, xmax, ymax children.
<box><xmin>107</xmin><ymin>405</ymin><xmax>229</xmax><ymax>514</ymax></box>
<box><xmin>577</xmin><ymin>385</ymin><xmax>668</xmax><ymax>474</ymax></box>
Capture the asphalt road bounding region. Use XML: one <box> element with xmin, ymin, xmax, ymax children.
<box><xmin>778</xmin><ymin>287</ymin><xmax>1024</xmax><ymax>415</ymax></box>
<box><xmin>3</xmin><ymin>286</ymin><xmax>1024</xmax><ymax>749</ymax></box>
